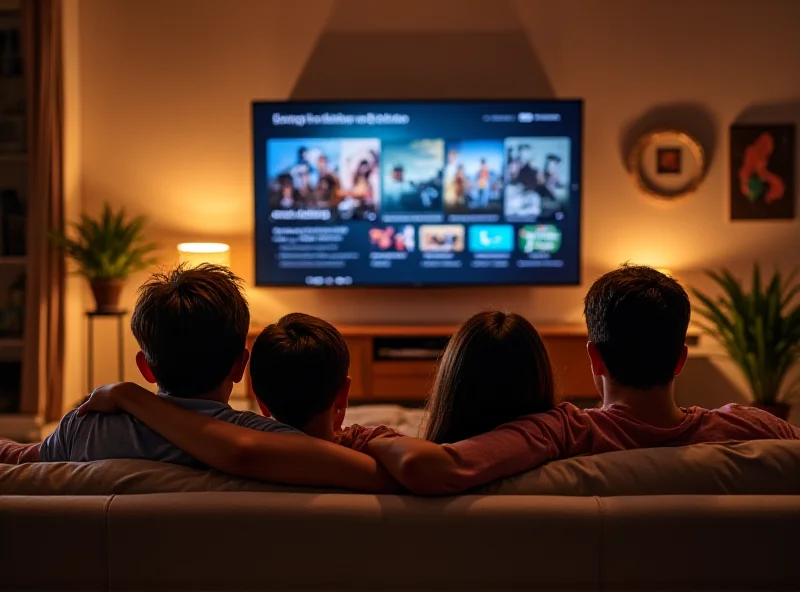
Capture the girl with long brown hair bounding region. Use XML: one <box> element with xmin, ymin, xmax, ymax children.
<box><xmin>424</xmin><ymin>310</ymin><xmax>557</xmax><ymax>444</ymax></box>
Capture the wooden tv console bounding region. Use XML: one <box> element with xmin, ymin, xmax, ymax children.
<box><xmin>245</xmin><ymin>324</ymin><xmax>600</xmax><ymax>403</ymax></box>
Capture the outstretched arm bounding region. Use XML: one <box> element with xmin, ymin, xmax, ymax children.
<box><xmin>0</xmin><ymin>439</ymin><xmax>41</xmax><ymax>464</ymax></box>
<box><xmin>79</xmin><ymin>384</ymin><xmax>397</xmax><ymax>492</ymax></box>
<box><xmin>366</xmin><ymin>405</ymin><xmax>586</xmax><ymax>495</ymax></box>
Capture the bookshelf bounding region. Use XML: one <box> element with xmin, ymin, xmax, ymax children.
<box><xmin>0</xmin><ymin>2</ymin><xmax>30</xmax><ymax>438</ymax></box>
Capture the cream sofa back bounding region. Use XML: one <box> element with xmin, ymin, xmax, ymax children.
<box><xmin>1</xmin><ymin>440</ymin><xmax>799</xmax><ymax>496</ymax></box>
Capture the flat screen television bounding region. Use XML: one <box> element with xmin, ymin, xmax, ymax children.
<box><xmin>253</xmin><ymin>99</ymin><xmax>582</xmax><ymax>287</ymax></box>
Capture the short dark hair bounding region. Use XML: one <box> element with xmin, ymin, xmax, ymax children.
<box><xmin>130</xmin><ymin>264</ymin><xmax>249</xmax><ymax>397</ymax></box>
<box><xmin>584</xmin><ymin>265</ymin><xmax>690</xmax><ymax>389</ymax></box>
<box><xmin>250</xmin><ymin>313</ymin><xmax>349</xmax><ymax>428</ymax></box>
<box><xmin>425</xmin><ymin>311</ymin><xmax>556</xmax><ymax>444</ymax></box>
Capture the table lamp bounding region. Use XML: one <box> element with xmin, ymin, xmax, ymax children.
<box><xmin>177</xmin><ymin>243</ymin><xmax>231</xmax><ymax>267</ymax></box>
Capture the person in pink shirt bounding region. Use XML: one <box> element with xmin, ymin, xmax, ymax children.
<box><xmin>365</xmin><ymin>265</ymin><xmax>800</xmax><ymax>494</ymax></box>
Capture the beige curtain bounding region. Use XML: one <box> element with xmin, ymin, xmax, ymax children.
<box><xmin>20</xmin><ymin>0</ymin><xmax>65</xmax><ymax>422</ymax></box>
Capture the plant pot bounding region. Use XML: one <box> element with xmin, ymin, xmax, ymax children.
<box><xmin>753</xmin><ymin>403</ymin><xmax>791</xmax><ymax>421</ymax></box>
<box><xmin>90</xmin><ymin>279</ymin><xmax>124</xmax><ymax>313</ymax></box>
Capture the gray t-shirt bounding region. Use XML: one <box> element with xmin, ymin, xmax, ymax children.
<box><xmin>39</xmin><ymin>393</ymin><xmax>299</xmax><ymax>468</ymax></box>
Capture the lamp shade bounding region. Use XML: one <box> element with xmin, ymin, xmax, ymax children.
<box><xmin>656</xmin><ymin>268</ymin><xmax>674</xmax><ymax>278</ymax></box>
<box><xmin>177</xmin><ymin>243</ymin><xmax>231</xmax><ymax>267</ymax></box>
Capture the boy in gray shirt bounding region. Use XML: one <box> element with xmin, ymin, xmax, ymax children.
<box><xmin>2</xmin><ymin>263</ymin><xmax>297</xmax><ymax>467</ymax></box>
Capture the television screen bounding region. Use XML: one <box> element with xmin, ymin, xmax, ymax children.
<box><xmin>253</xmin><ymin>100</ymin><xmax>582</xmax><ymax>287</ymax></box>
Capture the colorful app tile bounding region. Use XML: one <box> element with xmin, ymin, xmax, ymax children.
<box><xmin>369</xmin><ymin>225</ymin><xmax>416</xmax><ymax>252</ymax></box>
<box><xmin>419</xmin><ymin>224</ymin><xmax>465</xmax><ymax>252</ymax></box>
<box><xmin>518</xmin><ymin>224</ymin><xmax>562</xmax><ymax>254</ymax></box>
<box><xmin>468</xmin><ymin>225</ymin><xmax>514</xmax><ymax>252</ymax></box>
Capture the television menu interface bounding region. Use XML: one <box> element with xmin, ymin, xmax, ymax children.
<box><xmin>254</xmin><ymin>100</ymin><xmax>582</xmax><ymax>287</ymax></box>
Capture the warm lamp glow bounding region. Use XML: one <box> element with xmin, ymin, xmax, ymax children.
<box><xmin>177</xmin><ymin>243</ymin><xmax>231</xmax><ymax>267</ymax></box>
<box><xmin>656</xmin><ymin>268</ymin><xmax>673</xmax><ymax>277</ymax></box>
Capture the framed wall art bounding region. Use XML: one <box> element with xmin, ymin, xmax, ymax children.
<box><xmin>730</xmin><ymin>124</ymin><xmax>795</xmax><ymax>220</ymax></box>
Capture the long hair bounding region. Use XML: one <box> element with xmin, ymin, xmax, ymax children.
<box><xmin>424</xmin><ymin>311</ymin><xmax>557</xmax><ymax>444</ymax></box>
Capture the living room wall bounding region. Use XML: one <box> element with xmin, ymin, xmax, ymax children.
<box><xmin>61</xmin><ymin>0</ymin><xmax>800</xmax><ymax>414</ymax></box>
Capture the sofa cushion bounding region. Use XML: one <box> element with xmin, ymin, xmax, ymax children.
<box><xmin>0</xmin><ymin>496</ymin><xmax>110</xmax><ymax>590</ymax></box>
<box><xmin>1</xmin><ymin>439</ymin><xmax>799</xmax><ymax>496</ymax></box>
<box><xmin>477</xmin><ymin>439</ymin><xmax>800</xmax><ymax>495</ymax></box>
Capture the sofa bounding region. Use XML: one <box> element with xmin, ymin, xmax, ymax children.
<box><xmin>2</xmin><ymin>440</ymin><xmax>800</xmax><ymax>591</ymax></box>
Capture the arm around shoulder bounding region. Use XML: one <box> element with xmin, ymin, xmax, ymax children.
<box><xmin>227</xmin><ymin>429</ymin><xmax>399</xmax><ymax>492</ymax></box>
<box><xmin>365</xmin><ymin>405</ymin><xmax>584</xmax><ymax>495</ymax></box>
<box><xmin>80</xmin><ymin>384</ymin><xmax>398</xmax><ymax>492</ymax></box>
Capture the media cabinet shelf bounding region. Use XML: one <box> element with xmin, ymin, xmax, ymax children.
<box><xmin>246</xmin><ymin>323</ymin><xmax>607</xmax><ymax>403</ymax></box>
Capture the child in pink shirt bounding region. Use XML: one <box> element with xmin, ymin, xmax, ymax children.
<box><xmin>366</xmin><ymin>266</ymin><xmax>800</xmax><ymax>494</ymax></box>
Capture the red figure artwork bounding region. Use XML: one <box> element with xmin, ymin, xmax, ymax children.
<box><xmin>738</xmin><ymin>132</ymin><xmax>785</xmax><ymax>204</ymax></box>
<box><xmin>730</xmin><ymin>124</ymin><xmax>795</xmax><ymax>220</ymax></box>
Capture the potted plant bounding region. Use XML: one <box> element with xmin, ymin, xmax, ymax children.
<box><xmin>51</xmin><ymin>204</ymin><xmax>157</xmax><ymax>312</ymax></box>
<box><xmin>692</xmin><ymin>264</ymin><xmax>800</xmax><ymax>419</ymax></box>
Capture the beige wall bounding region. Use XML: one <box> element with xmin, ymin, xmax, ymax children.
<box><xmin>62</xmin><ymin>0</ymin><xmax>800</xmax><ymax>416</ymax></box>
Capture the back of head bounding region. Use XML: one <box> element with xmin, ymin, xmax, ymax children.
<box><xmin>584</xmin><ymin>265</ymin><xmax>690</xmax><ymax>389</ymax></box>
<box><xmin>425</xmin><ymin>311</ymin><xmax>556</xmax><ymax>444</ymax></box>
<box><xmin>131</xmin><ymin>264</ymin><xmax>249</xmax><ymax>397</ymax></box>
<box><xmin>250</xmin><ymin>313</ymin><xmax>349</xmax><ymax>429</ymax></box>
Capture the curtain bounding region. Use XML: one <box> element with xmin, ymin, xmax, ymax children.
<box><xmin>20</xmin><ymin>0</ymin><xmax>65</xmax><ymax>422</ymax></box>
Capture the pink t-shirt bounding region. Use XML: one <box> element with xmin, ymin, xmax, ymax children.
<box><xmin>443</xmin><ymin>402</ymin><xmax>800</xmax><ymax>490</ymax></box>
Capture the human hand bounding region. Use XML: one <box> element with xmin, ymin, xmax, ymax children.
<box><xmin>77</xmin><ymin>382</ymin><xmax>148</xmax><ymax>416</ymax></box>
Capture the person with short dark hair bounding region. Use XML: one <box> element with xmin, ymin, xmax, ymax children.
<box><xmin>365</xmin><ymin>265</ymin><xmax>800</xmax><ymax>495</ymax></box>
<box><xmin>250</xmin><ymin>313</ymin><xmax>351</xmax><ymax>437</ymax></box>
<box><xmin>0</xmin><ymin>265</ymin><xmax>309</xmax><ymax>465</ymax></box>
<box><xmin>584</xmin><ymin>265</ymin><xmax>691</xmax><ymax>393</ymax></box>
<box><xmin>19</xmin><ymin>264</ymin><xmax>299</xmax><ymax>466</ymax></box>
<box><xmin>131</xmin><ymin>264</ymin><xmax>251</xmax><ymax>398</ymax></box>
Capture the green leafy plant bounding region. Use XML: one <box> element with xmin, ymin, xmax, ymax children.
<box><xmin>51</xmin><ymin>204</ymin><xmax>157</xmax><ymax>281</ymax></box>
<box><xmin>692</xmin><ymin>264</ymin><xmax>800</xmax><ymax>405</ymax></box>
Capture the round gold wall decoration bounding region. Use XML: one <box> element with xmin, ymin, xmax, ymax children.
<box><xmin>629</xmin><ymin>130</ymin><xmax>706</xmax><ymax>199</ymax></box>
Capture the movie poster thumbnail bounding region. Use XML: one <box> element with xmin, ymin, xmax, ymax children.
<box><xmin>443</xmin><ymin>139</ymin><xmax>504</xmax><ymax>215</ymax></box>
<box><xmin>382</xmin><ymin>139</ymin><xmax>444</xmax><ymax>214</ymax></box>
<box><xmin>267</xmin><ymin>138</ymin><xmax>381</xmax><ymax>221</ymax></box>
<box><xmin>504</xmin><ymin>137</ymin><xmax>571</xmax><ymax>222</ymax></box>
